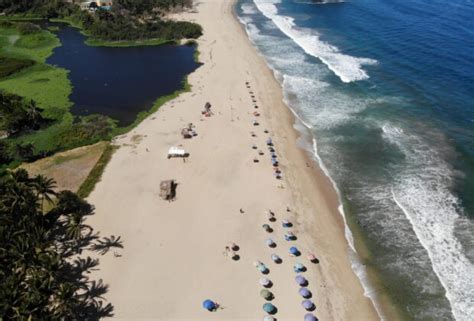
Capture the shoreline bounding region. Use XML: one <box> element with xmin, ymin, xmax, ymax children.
<box><xmin>86</xmin><ymin>0</ymin><xmax>385</xmax><ymax>319</ymax></box>
<box><xmin>233</xmin><ymin>0</ymin><xmax>401</xmax><ymax>321</ymax></box>
<box><xmin>232</xmin><ymin>2</ymin><xmax>405</xmax><ymax>320</ymax></box>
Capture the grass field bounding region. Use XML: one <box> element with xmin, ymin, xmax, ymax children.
<box><xmin>21</xmin><ymin>141</ymin><xmax>109</xmax><ymax>193</ymax></box>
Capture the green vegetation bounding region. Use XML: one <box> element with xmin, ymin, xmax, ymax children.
<box><xmin>0</xmin><ymin>0</ymin><xmax>202</xmax><ymax>46</ymax></box>
<box><xmin>0</xmin><ymin>169</ymin><xmax>120</xmax><ymax>319</ymax></box>
<box><xmin>0</xmin><ymin>92</ymin><xmax>48</xmax><ymax>137</ymax></box>
<box><xmin>0</xmin><ymin>56</ymin><xmax>35</xmax><ymax>78</ymax></box>
<box><xmin>0</xmin><ymin>0</ymin><xmax>201</xmax><ymax>173</ymax></box>
<box><xmin>85</xmin><ymin>37</ymin><xmax>174</xmax><ymax>48</ymax></box>
<box><xmin>0</xmin><ymin>23</ymin><xmax>114</xmax><ymax>171</ymax></box>
<box><xmin>0</xmin><ymin>24</ymin><xmax>60</xmax><ymax>62</ymax></box>
<box><xmin>77</xmin><ymin>143</ymin><xmax>118</xmax><ymax>198</ymax></box>
<box><xmin>114</xmin><ymin>0</ymin><xmax>193</xmax><ymax>14</ymax></box>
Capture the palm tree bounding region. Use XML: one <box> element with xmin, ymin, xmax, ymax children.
<box><xmin>25</xmin><ymin>100</ymin><xmax>43</xmax><ymax>130</ymax></box>
<box><xmin>16</xmin><ymin>143</ymin><xmax>35</xmax><ymax>160</ymax></box>
<box><xmin>33</xmin><ymin>175</ymin><xmax>57</xmax><ymax>212</ymax></box>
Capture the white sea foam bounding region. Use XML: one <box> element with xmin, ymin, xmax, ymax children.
<box><xmin>253</xmin><ymin>0</ymin><xmax>377</xmax><ymax>83</ymax></box>
<box><xmin>295</xmin><ymin>0</ymin><xmax>345</xmax><ymax>4</ymax></box>
<box><xmin>281</xmin><ymin>74</ymin><xmax>376</xmax><ymax>130</ymax></box>
<box><xmin>241</xmin><ymin>3</ymin><xmax>258</xmax><ymax>15</ymax></box>
<box><xmin>276</xmin><ymin>75</ymin><xmax>387</xmax><ymax>321</ymax></box>
<box><xmin>383</xmin><ymin>124</ymin><xmax>474</xmax><ymax>321</ymax></box>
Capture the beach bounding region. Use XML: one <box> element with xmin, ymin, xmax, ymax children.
<box><xmin>86</xmin><ymin>0</ymin><xmax>380</xmax><ymax>320</ymax></box>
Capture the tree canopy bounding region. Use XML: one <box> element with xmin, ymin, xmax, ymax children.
<box><xmin>0</xmin><ymin>0</ymin><xmax>202</xmax><ymax>41</ymax></box>
<box><xmin>0</xmin><ymin>169</ymin><xmax>121</xmax><ymax>319</ymax></box>
<box><xmin>0</xmin><ymin>92</ymin><xmax>48</xmax><ymax>137</ymax></box>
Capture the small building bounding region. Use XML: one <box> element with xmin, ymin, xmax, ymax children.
<box><xmin>78</xmin><ymin>0</ymin><xmax>113</xmax><ymax>10</ymax></box>
<box><xmin>160</xmin><ymin>180</ymin><xmax>176</xmax><ymax>201</ymax></box>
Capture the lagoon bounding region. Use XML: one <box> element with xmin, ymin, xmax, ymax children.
<box><xmin>47</xmin><ymin>24</ymin><xmax>200</xmax><ymax>126</ymax></box>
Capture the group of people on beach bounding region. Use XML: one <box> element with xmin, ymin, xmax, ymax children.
<box><xmin>245</xmin><ymin>82</ymin><xmax>283</xmax><ymax>180</ymax></box>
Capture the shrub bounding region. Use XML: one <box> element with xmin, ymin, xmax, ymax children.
<box><xmin>17</xmin><ymin>22</ymin><xmax>42</xmax><ymax>35</ymax></box>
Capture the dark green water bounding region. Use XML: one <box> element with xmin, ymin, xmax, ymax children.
<box><xmin>47</xmin><ymin>24</ymin><xmax>200</xmax><ymax>126</ymax></box>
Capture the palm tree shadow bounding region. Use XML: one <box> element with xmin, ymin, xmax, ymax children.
<box><xmin>89</xmin><ymin>235</ymin><xmax>124</xmax><ymax>255</ymax></box>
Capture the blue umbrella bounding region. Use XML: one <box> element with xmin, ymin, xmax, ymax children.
<box><xmin>295</xmin><ymin>275</ymin><xmax>308</xmax><ymax>286</ymax></box>
<box><xmin>289</xmin><ymin>246</ymin><xmax>300</xmax><ymax>256</ymax></box>
<box><xmin>282</xmin><ymin>220</ymin><xmax>292</xmax><ymax>227</ymax></box>
<box><xmin>202</xmin><ymin>299</ymin><xmax>216</xmax><ymax>311</ymax></box>
<box><xmin>302</xmin><ymin>299</ymin><xmax>315</xmax><ymax>311</ymax></box>
<box><xmin>304</xmin><ymin>313</ymin><xmax>318</xmax><ymax>321</ymax></box>
<box><xmin>299</xmin><ymin>287</ymin><xmax>312</xmax><ymax>298</ymax></box>
<box><xmin>263</xmin><ymin>303</ymin><xmax>276</xmax><ymax>314</ymax></box>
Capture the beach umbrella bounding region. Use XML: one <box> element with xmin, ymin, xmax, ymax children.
<box><xmin>266</xmin><ymin>238</ymin><xmax>276</xmax><ymax>247</ymax></box>
<box><xmin>262</xmin><ymin>224</ymin><xmax>272</xmax><ymax>232</ymax></box>
<box><xmin>299</xmin><ymin>287</ymin><xmax>312</xmax><ymax>298</ymax></box>
<box><xmin>202</xmin><ymin>299</ymin><xmax>216</xmax><ymax>311</ymax></box>
<box><xmin>267</xmin><ymin>138</ymin><xmax>273</xmax><ymax>145</ymax></box>
<box><xmin>302</xmin><ymin>299</ymin><xmax>315</xmax><ymax>311</ymax></box>
<box><xmin>282</xmin><ymin>219</ymin><xmax>292</xmax><ymax>227</ymax></box>
<box><xmin>271</xmin><ymin>254</ymin><xmax>281</xmax><ymax>263</ymax></box>
<box><xmin>307</xmin><ymin>253</ymin><xmax>318</xmax><ymax>263</ymax></box>
<box><xmin>228</xmin><ymin>242</ymin><xmax>238</xmax><ymax>250</ymax></box>
<box><xmin>263</xmin><ymin>316</ymin><xmax>275</xmax><ymax>321</ymax></box>
<box><xmin>295</xmin><ymin>275</ymin><xmax>308</xmax><ymax>286</ymax></box>
<box><xmin>260</xmin><ymin>289</ymin><xmax>273</xmax><ymax>300</ymax></box>
<box><xmin>285</xmin><ymin>231</ymin><xmax>296</xmax><ymax>241</ymax></box>
<box><xmin>304</xmin><ymin>313</ymin><xmax>318</xmax><ymax>321</ymax></box>
<box><xmin>289</xmin><ymin>246</ymin><xmax>300</xmax><ymax>256</ymax></box>
<box><xmin>294</xmin><ymin>262</ymin><xmax>306</xmax><ymax>273</ymax></box>
<box><xmin>259</xmin><ymin>278</ymin><xmax>271</xmax><ymax>287</ymax></box>
<box><xmin>258</xmin><ymin>264</ymin><xmax>268</xmax><ymax>273</ymax></box>
<box><xmin>263</xmin><ymin>303</ymin><xmax>276</xmax><ymax>314</ymax></box>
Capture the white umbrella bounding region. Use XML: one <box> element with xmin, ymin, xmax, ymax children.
<box><xmin>259</xmin><ymin>278</ymin><xmax>271</xmax><ymax>287</ymax></box>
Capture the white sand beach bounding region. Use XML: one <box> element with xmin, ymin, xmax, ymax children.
<box><xmin>86</xmin><ymin>0</ymin><xmax>380</xmax><ymax>320</ymax></box>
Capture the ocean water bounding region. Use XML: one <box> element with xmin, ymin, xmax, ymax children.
<box><xmin>236</xmin><ymin>1</ymin><xmax>474</xmax><ymax>320</ymax></box>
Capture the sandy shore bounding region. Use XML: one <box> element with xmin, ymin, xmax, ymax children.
<box><xmin>86</xmin><ymin>0</ymin><xmax>380</xmax><ymax>319</ymax></box>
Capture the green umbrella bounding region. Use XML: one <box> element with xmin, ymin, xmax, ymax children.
<box><xmin>260</xmin><ymin>289</ymin><xmax>273</xmax><ymax>300</ymax></box>
<box><xmin>263</xmin><ymin>303</ymin><xmax>276</xmax><ymax>314</ymax></box>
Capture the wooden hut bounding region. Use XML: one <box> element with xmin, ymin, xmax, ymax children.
<box><xmin>159</xmin><ymin>180</ymin><xmax>176</xmax><ymax>200</ymax></box>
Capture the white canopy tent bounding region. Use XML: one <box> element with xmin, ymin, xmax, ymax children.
<box><xmin>168</xmin><ymin>146</ymin><xmax>186</xmax><ymax>158</ymax></box>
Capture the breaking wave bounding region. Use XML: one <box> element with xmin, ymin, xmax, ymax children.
<box><xmin>253</xmin><ymin>0</ymin><xmax>377</xmax><ymax>83</ymax></box>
